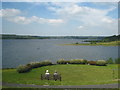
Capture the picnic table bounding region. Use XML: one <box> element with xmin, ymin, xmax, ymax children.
<box><xmin>41</xmin><ymin>74</ymin><xmax>62</xmax><ymax>81</ymax></box>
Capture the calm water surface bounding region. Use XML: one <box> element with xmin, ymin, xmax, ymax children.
<box><xmin>2</xmin><ymin>39</ymin><xmax>118</xmax><ymax>68</ymax></box>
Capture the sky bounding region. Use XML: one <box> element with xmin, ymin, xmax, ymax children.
<box><xmin>0</xmin><ymin>2</ymin><xmax>119</xmax><ymax>36</ymax></box>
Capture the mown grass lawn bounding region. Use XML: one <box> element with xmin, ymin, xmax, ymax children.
<box><xmin>2</xmin><ymin>64</ymin><xmax>119</xmax><ymax>85</ymax></box>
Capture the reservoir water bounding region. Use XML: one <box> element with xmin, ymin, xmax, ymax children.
<box><xmin>2</xmin><ymin>39</ymin><xmax>118</xmax><ymax>68</ymax></box>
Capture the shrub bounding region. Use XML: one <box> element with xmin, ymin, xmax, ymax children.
<box><xmin>90</xmin><ymin>41</ymin><xmax>97</xmax><ymax>44</ymax></box>
<box><xmin>17</xmin><ymin>65</ymin><xmax>31</xmax><ymax>73</ymax></box>
<box><xmin>29</xmin><ymin>62</ymin><xmax>42</xmax><ymax>68</ymax></box>
<box><xmin>66</xmin><ymin>60</ymin><xmax>70</xmax><ymax>64</ymax></box>
<box><xmin>29</xmin><ymin>60</ymin><xmax>52</xmax><ymax>68</ymax></box>
<box><xmin>41</xmin><ymin>60</ymin><xmax>52</xmax><ymax>66</ymax></box>
<box><xmin>69</xmin><ymin>59</ymin><xmax>80</xmax><ymax>64</ymax></box>
<box><xmin>96</xmin><ymin>60</ymin><xmax>107</xmax><ymax>66</ymax></box>
<box><xmin>107</xmin><ymin>58</ymin><xmax>114</xmax><ymax>64</ymax></box>
<box><xmin>69</xmin><ymin>59</ymin><xmax>87</xmax><ymax>64</ymax></box>
<box><xmin>57</xmin><ymin>59</ymin><xmax>68</xmax><ymax>64</ymax></box>
<box><xmin>115</xmin><ymin>58</ymin><xmax>120</xmax><ymax>64</ymax></box>
<box><xmin>75</xmin><ymin>42</ymin><xmax>79</xmax><ymax>44</ymax></box>
<box><xmin>88</xmin><ymin>61</ymin><xmax>96</xmax><ymax>65</ymax></box>
<box><xmin>17</xmin><ymin>60</ymin><xmax>52</xmax><ymax>73</ymax></box>
<box><xmin>80</xmin><ymin>59</ymin><xmax>88</xmax><ymax>64</ymax></box>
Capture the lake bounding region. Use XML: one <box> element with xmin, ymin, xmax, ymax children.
<box><xmin>2</xmin><ymin>39</ymin><xmax>118</xmax><ymax>68</ymax></box>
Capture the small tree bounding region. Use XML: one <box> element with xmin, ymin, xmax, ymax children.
<box><xmin>90</xmin><ymin>41</ymin><xmax>96</xmax><ymax>44</ymax></box>
<box><xmin>115</xmin><ymin>58</ymin><xmax>120</xmax><ymax>64</ymax></box>
<box><xmin>75</xmin><ymin>42</ymin><xmax>79</xmax><ymax>44</ymax></box>
<box><xmin>57</xmin><ymin>59</ymin><xmax>67</xmax><ymax>64</ymax></box>
<box><xmin>107</xmin><ymin>58</ymin><xmax>114</xmax><ymax>64</ymax></box>
<box><xmin>17</xmin><ymin>65</ymin><xmax>31</xmax><ymax>73</ymax></box>
<box><xmin>96</xmin><ymin>60</ymin><xmax>107</xmax><ymax>66</ymax></box>
<box><xmin>88</xmin><ymin>61</ymin><xmax>96</xmax><ymax>65</ymax></box>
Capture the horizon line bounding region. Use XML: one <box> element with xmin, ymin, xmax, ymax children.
<box><xmin>1</xmin><ymin>33</ymin><xmax>118</xmax><ymax>37</ymax></box>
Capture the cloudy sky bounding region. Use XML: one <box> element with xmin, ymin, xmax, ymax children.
<box><xmin>1</xmin><ymin>2</ymin><xmax>118</xmax><ymax>36</ymax></box>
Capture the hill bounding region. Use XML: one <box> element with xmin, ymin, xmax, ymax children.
<box><xmin>2</xmin><ymin>64</ymin><xmax>118</xmax><ymax>86</ymax></box>
<box><xmin>103</xmin><ymin>35</ymin><xmax>120</xmax><ymax>42</ymax></box>
<box><xmin>1</xmin><ymin>34</ymin><xmax>105</xmax><ymax>39</ymax></box>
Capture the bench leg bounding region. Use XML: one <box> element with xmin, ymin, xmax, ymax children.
<box><xmin>41</xmin><ymin>74</ymin><xmax>43</xmax><ymax>80</ymax></box>
<box><xmin>60</xmin><ymin>77</ymin><xmax>61</xmax><ymax>81</ymax></box>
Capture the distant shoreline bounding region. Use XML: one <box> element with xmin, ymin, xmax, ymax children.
<box><xmin>1</xmin><ymin>34</ymin><xmax>106</xmax><ymax>39</ymax></box>
<box><xmin>62</xmin><ymin>41</ymin><xmax>120</xmax><ymax>46</ymax></box>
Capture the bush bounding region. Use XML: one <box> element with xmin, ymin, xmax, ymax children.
<box><xmin>75</xmin><ymin>42</ymin><xmax>79</xmax><ymax>44</ymax></box>
<box><xmin>41</xmin><ymin>60</ymin><xmax>52</xmax><ymax>66</ymax></box>
<box><xmin>69</xmin><ymin>59</ymin><xmax>87</xmax><ymax>64</ymax></box>
<box><xmin>80</xmin><ymin>59</ymin><xmax>88</xmax><ymax>64</ymax></box>
<box><xmin>66</xmin><ymin>60</ymin><xmax>70</xmax><ymax>64</ymax></box>
<box><xmin>90</xmin><ymin>41</ymin><xmax>97</xmax><ymax>44</ymax></box>
<box><xmin>57</xmin><ymin>59</ymin><xmax>68</xmax><ymax>64</ymax></box>
<box><xmin>17</xmin><ymin>65</ymin><xmax>31</xmax><ymax>73</ymax></box>
<box><xmin>96</xmin><ymin>60</ymin><xmax>107</xmax><ymax>66</ymax></box>
<box><xmin>88</xmin><ymin>61</ymin><xmax>96</xmax><ymax>65</ymax></box>
<box><xmin>29</xmin><ymin>60</ymin><xmax>52</xmax><ymax>68</ymax></box>
<box><xmin>29</xmin><ymin>62</ymin><xmax>42</xmax><ymax>68</ymax></box>
<box><xmin>115</xmin><ymin>58</ymin><xmax>120</xmax><ymax>64</ymax></box>
<box><xmin>69</xmin><ymin>59</ymin><xmax>80</xmax><ymax>64</ymax></box>
<box><xmin>17</xmin><ymin>60</ymin><xmax>52</xmax><ymax>73</ymax></box>
<box><xmin>107</xmin><ymin>58</ymin><xmax>114</xmax><ymax>64</ymax></box>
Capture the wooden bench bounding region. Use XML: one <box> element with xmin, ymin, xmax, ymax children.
<box><xmin>41</xmin><ymin>74</ymin><xmax>62</xmax><ymax>81</ymax></box>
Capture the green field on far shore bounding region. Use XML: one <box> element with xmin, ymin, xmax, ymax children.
<box><xmin>63</xmin><ymin>41</ymin><xmax>120</xmax><ymax>46</ymax></box>
<box><xmin>2</xmin><ymin>64</ymin><xmax>119</xmax><ymax>86</ymax></box>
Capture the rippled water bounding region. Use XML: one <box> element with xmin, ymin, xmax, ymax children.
<box><xmin>2</xmin><ymin>39</ymin><xmax>118</xmax><ymax>68</ymax></box>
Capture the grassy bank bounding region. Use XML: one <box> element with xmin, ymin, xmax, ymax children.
<box><xmin>2</xmin><ymin>64</ymin><xmax>118</xmax><ymax>85</ymax></box>
<box><xmin>63</xmin><ymin>41</ymin><xmax>120</xmax><ymax>46</ymax></box>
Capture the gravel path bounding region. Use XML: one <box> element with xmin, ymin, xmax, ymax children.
<box><xmin>2</xmin><ymin>82</ymin><xmax>119</xmax><ymax>88</ymax></box>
